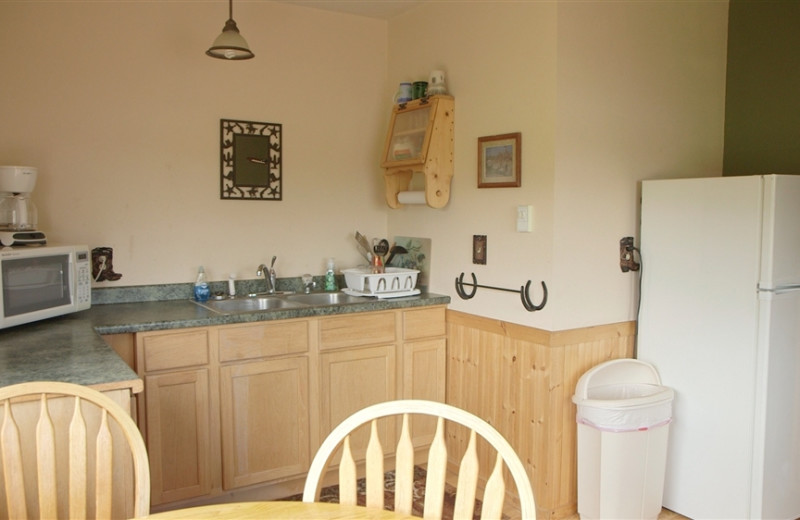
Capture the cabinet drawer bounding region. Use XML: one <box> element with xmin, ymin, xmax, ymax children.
<box><xmin>403</xmin><ymin>306</ymin><xmax>446</xmax><ymax>340</ymax></box>
<box><xmin>140</xmin><ymin>329</ymin><xmax>210</xmax><ymax>372</ymax></box>
<box><xmin>219</xmin><ymin>320</ymin><xmax>309</xmax><ymax>362</ymax></box>
<box><xmin>319</xmin><ymin>312</ymin><xmax>396</xmax><ymax>350</ymax></box>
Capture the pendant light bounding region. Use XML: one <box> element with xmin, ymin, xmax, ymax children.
<box><xmin>206</xmin><ymin>0</ymin><xmax>254</xmax><ymax>60</ymax></box>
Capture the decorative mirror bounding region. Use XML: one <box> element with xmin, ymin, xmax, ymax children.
<box><xmin>219</xmin><ymin>119</ymin><xmax>282</xmax><ymax>200</ymax></box>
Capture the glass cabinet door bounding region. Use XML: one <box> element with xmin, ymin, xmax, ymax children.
<box><xmin>382</xmin><ymin>103</ymin><xmax>434</xmax><ymax>166</ymax></box>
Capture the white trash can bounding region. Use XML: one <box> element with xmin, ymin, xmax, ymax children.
<box><xmin>572</xmin><ymin>359</ymin><xmax>674</xmax><ymax>520</ymax></box>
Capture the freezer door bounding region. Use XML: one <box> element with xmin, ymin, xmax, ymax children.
<box><xmin>760</xmin><ymin>175</ymin><xmax>800</xmax><ymax>289</ymax></box>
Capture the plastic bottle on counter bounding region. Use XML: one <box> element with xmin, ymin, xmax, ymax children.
<box><xmin>228</xmin><ymin>274</ymin><xmax>236</xmax><ymax>298</ymax></box>
<box><xmin>194</xmin><ymin>266</ymin><xmax>210</xmax><ymax>302</ymax></box>
<box><xmin>324</xmin><ymin>258</ymin><xmax>338</xmax><ymax>292</ymax></box>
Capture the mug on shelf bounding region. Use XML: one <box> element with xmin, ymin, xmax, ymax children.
<box><xmin>394</xmin><ymin>82</ymin><xmax>412</xmax><ymax>104</ymax></box>
<box><xmin>412</xmin><ymin>81</ymin><xmax>428</xmax><ymax>99</ymax></box>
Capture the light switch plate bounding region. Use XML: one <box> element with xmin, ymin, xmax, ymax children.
<box><xmin>516</xmin><ymin>205</ymin><xmax>533</xmax><ymax>232</ymax></box>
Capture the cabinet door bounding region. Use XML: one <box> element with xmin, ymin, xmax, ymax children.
<box><xmin>381</xmin><ymin>101</ymin><xmax>434</xmax><ymax>166</ymax></box>
<box><xmin>320</xmin><ymin>345</ymin><xmax>396</xmax><ymax>462</ymax></box>
<box><xmin>144</xmin><ymin>369</ymin><xmax>212</xmax><ymax>505</ymax></box>
<box><xmin>219</xmin><ymin>357</ymin><xmax>310</xmax><ymax>489</ymax></box>
<box><xmin>402</xmin><ymin>338</ymin><xmax>447</xmax><ymax>447</ymax></box>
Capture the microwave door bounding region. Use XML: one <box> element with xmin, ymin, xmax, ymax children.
<box><xmin>3</xmin><ymin>257</ymin><xmax>70</xmax><ymax>317</ymax></box>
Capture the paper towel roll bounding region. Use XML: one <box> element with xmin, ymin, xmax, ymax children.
<box><xmin>397</xmin><ymin>191</ymin><xmax>426</xmax><ymax>204</ymax></box>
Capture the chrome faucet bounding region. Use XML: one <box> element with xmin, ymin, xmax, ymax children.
<box><xmin>256</xmin><ymin>257</ymin><xmax>277</xmax><ymax>294</ymax></box>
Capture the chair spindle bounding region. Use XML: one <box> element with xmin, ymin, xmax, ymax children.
<box><xmin>2</xmin><ymin>400</ymin><xmax>27</xmax><ymax>519</ymax></box>
<box><xmin>35</xmin><ymin>395</ymin><xmax>57</xmax><ymax>519</ymax></box>
<box><xmin>365</xmin><ymin>419</ymin><xmax>385</xmax><ymax>509</ymax></box>
<box><xmin>393</xmin><ymin>413</ymin><xmax>414</xmax><ymax>515</ymax></box>
<box><xmin>453</xmin><ymin>429</ymin><xmax>479</xmax><ymax>519</ymax></box>
<box><xmin>69</xmin><ymin>395</ymin><xmax>88</xmax><ymax>519</ymax></box>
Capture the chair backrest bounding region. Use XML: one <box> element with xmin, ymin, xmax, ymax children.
<box><xmin>0</xmin><ymin>381</ymin><xmax>150</xmax><ymax>519</ymax></box>
<box><xmin>302</xmin><ymin>399</ymin><xmax>536</xmax><ymax>519</ymax></box>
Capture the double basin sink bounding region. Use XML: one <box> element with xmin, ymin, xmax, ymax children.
<box><xmin>193</xmin><ymin>291</ymin><xmax>365</xmax><ymax>315</ymax></box>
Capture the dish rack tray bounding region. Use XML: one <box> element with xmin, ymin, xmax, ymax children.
<box><xmin>343</xmin><ymin>267</ymin><xmax>419</xmax><ymax>295</ymax></box>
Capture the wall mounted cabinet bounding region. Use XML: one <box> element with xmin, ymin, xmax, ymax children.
<box><xmin>381</xmin><ymin>95</ymin><xmax>454</xmax><ymax>209</ymax></box>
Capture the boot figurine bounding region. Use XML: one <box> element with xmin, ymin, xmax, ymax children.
<box><xmin>92</xmin><ymin>247</ymin><xmax>123</xmax><ymax>282</ymax></box>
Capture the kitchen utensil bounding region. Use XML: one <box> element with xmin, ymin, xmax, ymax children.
<box><xmin>354</xmin><ymin>232</ymin><xmax>373</xmax><ymax>262</ymax></box>
<box><xmin>373</xmin><ymin>238</ymin><xmax>389</xmax><ymax>257</ymax></box>
<box><xmin>371</xmin><ymin>253</ymin><xmax>384</xmax><ymax>274</ymax></box>
<box><xmin>384</xmin><ymin>245</ymin><xmax>408</xmax><ymax>266</ymax></box>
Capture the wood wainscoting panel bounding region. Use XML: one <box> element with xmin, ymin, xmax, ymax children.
<box><xmin>445</xmin><ymin>310</ymin><xmax>635</xmax><ymax>520</ymax></box>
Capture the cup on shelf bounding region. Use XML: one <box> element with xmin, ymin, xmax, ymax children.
<box><xmin>394</xmin><ymin>82</ymin><xmax>412</xmax><ymax>104</ymax></box>
<box><xmin>412</xmin><ymin>81</ymin><xmax>428</xmax><ymax>99</ymax></box>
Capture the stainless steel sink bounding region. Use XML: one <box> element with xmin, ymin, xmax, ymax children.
<box><xmin>285</xmin><ymin>292</ymin><xmax>365</xmax><ymax>306</ymax></box>
<box><xmin>195</xmin><ymin>296</ymin><xmax>305</xmax><ymax>314</ymax></box>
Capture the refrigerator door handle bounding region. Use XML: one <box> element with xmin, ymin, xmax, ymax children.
<box><xmin>758</xmin><ymin>283</ymin><xmax>800</xmax><ymax>293</ymax></box>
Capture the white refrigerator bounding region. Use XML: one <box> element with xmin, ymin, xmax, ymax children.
<box><xmin>637</xmin><ymin>175</ymin><xmax>800</xmax><ymax>519</ymax></box>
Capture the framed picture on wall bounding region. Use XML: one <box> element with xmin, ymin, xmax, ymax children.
<box><xmin>220</xmin><ymin>119</ymin><xmax>282</xmax><ymax>200</ymax></box>
<box><xmin>477</xmin><ymin>132</ymin><xmax>521</xmax><ymax>188</ymax></box>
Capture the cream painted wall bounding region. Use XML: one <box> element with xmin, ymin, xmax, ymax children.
<box><xmin>1</xmin><ymin>1</ymin><xmax>730</xmax><ymax>332</ymax></box>
<box><xmin>387</xmin><ymin>2</ymin><xmax>558</xmax><ymax>328</ymax></box>
<box><xmin>387</xmin><ymin>1</ymin><xmax>728</xmax><ymax>330</ymax></box>
<box><xmin>553</xmin><ymin>1</ymin><xmax>729</xmax><ymax>330</ymax></box>
<box><xmin>0</xmin><ymin>1</ymin><xmax>388</xmax><ymax>285</ymax></box>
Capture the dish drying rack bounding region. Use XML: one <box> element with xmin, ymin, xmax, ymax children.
<box><xmin>343</xmin><ymin>267</ymin><xmax>420</xmax><ymax>298</ymax></box>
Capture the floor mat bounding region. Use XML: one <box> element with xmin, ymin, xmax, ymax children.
<box><xmin>281</xmin><ymin>465</ymin><xmax>506</xmax><ymax>520</ymax></box>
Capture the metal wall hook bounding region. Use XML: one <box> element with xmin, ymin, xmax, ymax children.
<box><xmin>454</xmin><ymin>272</ymin><xmax>548</xmax><ymax>312</ymax></box>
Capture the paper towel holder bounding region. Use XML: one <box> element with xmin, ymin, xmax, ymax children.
<box><xmin>381</xmin><ymin>95</ymin><xmax>454</xmax><ymax>209</ymax></box>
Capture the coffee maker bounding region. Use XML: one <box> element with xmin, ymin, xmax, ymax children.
<box><xmin>0</xmin><ymin>166</ymin><xmax>47</xmax><ymax>246</ymax></box>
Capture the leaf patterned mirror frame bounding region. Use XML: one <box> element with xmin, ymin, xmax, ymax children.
<box><xmin>219</xmin><ymin>119</ymin><xmax>282</xmax><ymax>200</ymax></box>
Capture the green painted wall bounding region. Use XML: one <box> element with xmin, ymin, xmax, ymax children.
<box><xmin>723</xmin><ymin>0</ymin><xmax>800</xmax><ymax>175</ymax></box>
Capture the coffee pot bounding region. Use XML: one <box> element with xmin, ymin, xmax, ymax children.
<box><xmin>0</xmin><ymin>166</ymin><xmax>38</xmax><ymax>231</ymax></box>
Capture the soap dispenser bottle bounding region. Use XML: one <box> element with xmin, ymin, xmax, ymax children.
<box><xmin>324</xmin><ymin>258</ymin><xmax>338</xmax><ymax>292</ymax></box>
<box><xmin>194</xmin><ymin>266</ymin><xmax>210</xmax><ymax>302</ymax></box>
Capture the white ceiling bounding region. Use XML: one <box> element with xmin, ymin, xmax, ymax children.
<box><xmin>277</xmin><ymin>0</ymin><xmax>425</xmax><ymax>19</ymax></box>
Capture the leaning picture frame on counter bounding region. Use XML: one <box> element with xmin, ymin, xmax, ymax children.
<box><xmin>219</xmin><ymin>119</ymin><xmax>282</xmax><ymax>200</ymax></box>
<box><xmin>477</xmin><ymin>132</ymin><xmax>521</xmax><ymax>188</ymax></box>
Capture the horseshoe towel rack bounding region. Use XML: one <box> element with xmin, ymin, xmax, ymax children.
<box><xmin>454</xmin><ymin>272</ymin><xmax>548</xmax><ymax>312</ymax></box>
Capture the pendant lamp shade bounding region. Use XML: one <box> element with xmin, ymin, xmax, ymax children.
<box><xmin>206</xmin><ymin>0</ymin><xmax>254</xmax><ymax>60</ymax></box>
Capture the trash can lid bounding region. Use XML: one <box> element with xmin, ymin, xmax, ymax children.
<box><xmin>573</xmin><ymin>359</ymin><xmax>665</xmax><ymax>401</ymax></box>
<box><xmin>572</xmin><ymin>382</ymin><xmax>674</xmax><ymax>410</ymax></box>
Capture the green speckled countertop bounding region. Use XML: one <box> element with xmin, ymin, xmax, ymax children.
<box><xmin>0</xmin><ymin>281</ymin><xmax>449</xmax><ymax>392</ymax></box>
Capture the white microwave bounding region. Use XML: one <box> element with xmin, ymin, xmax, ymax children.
<box><xmin>0</xmin><ymin>245</ymin><xmax>91</xmax><ymax>329</ymax></box>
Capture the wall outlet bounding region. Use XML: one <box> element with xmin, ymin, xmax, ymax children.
<box><xmin>473</xmin><ymin>235</ymin><xmax>487</xmax><ymax>264</ymax></box>
<box><xmin>516</xmin><ymin>205</ymin><xmax>533</xmax><ymax>232</ymax></box>
<box><xmin>619</xmin><ymin>236</ymin><xmax>640</xmax><ymax>272</ymax></box>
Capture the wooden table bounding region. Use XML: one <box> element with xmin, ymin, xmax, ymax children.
<box><xmin>138</xmin><ymin>501</ymin><xmax>418</xmax><ymax>519</ymax></box>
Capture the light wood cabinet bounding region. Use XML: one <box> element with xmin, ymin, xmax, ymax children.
<box><xmin>131</xmin><ymin>305</ymin><xmax>446</xmax><ymax>509</ymax></box>
<box><xmin>135</xmin><ymin>329</ymin><xmax>217</xmax><ymax>506</ymax></box>
<box><xmin>103</xmin><ymin>332</ymin><xmax>139</xmax><ymax>417</ymax></box>
<box><xmin>401</xmin><ymin>307</ymin><xmax>446</xmax><ymax>447</ymax></box>
<box><xmin>218</xmin><ymin>320</ymin><xmax>311</xmax><ymax>489</ymax></box>
<box><xmin>144</xmin><ymin>369</ymin><xmax>213</xmax><ymax>504</ymax></box>
<box><xmin>320</xmin><ymin>344</ymin><xmax>397</xmax><ymax>462</ymax></box>
<box><xmin>319</xmin><ymin>312</ymin><xmax>398</xmax><ymax>462</ymax></box>
<box><xmin>381</xmin><ymin>95</ymin><xmax>454</xmax><ymax>209</ymax></box>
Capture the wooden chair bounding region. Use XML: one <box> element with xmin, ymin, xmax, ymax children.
<box><xmin>302</xmin><ymin>399</ymin><xmax>536</xmax><ymax>519</ymax></box>
<box><xmin>0</xmin><ymin>381</ymin><xmax>150</xmax><ymax>519</ymax></box>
